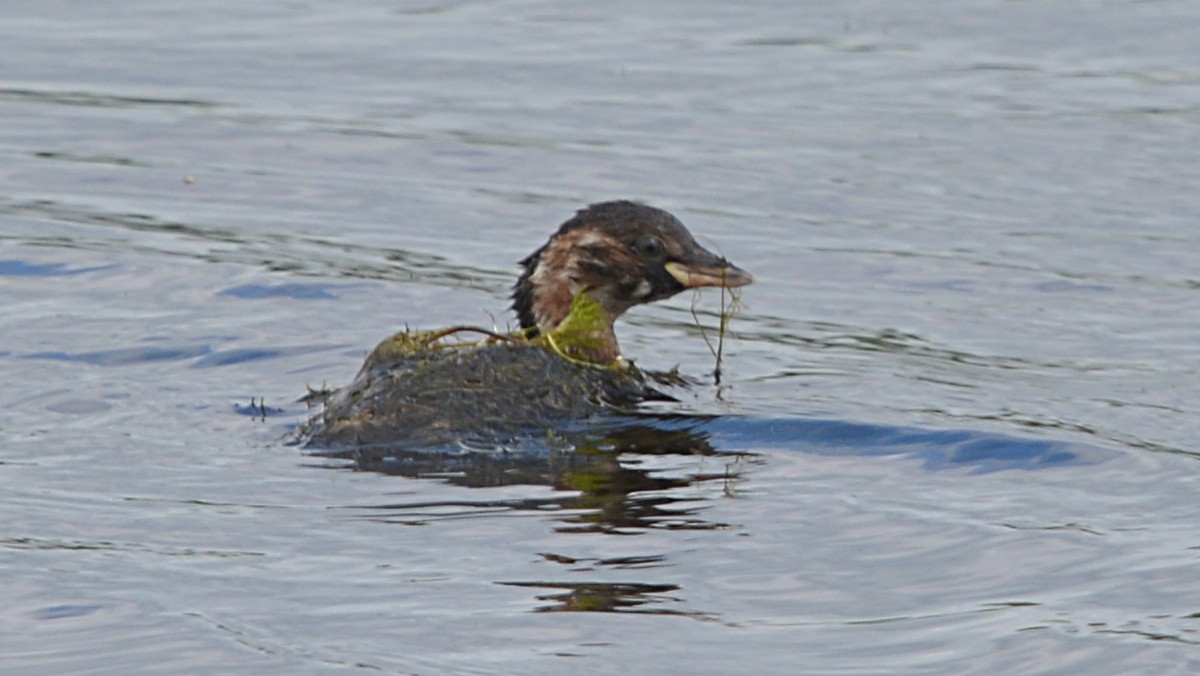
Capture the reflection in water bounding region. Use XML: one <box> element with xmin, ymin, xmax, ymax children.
<box><xmin>495</xmin><ymin>580</ymin><xmax>714</xmax><ymax>617</ymax></box>
<box><xmin>496</xmin><ymin>553</ymin><xmax>717</xmax><ymax>616</ymax></box>
<box><xmin>702</xmin><ymin>415</ymin><xmax>1099</xmax><ymax>472</ymax></box>
<box><xmin>302</xmin><ymin>397</ymin><xmax>1100</xmax><ymax>619</ymax></box>
<box><xmin>308</xmin><ymin>407</ymin><xmax>1098</xmax><ymax>538</ymax></box>
<box><xmin>311</xmin><ymin>419</ymin><xmax>756</xmax><ymax>534</ymax></box>
<box><xmin>0</xmin><ymin>258</ymin><xmax>119</xmax><ymax>277</ymax></box>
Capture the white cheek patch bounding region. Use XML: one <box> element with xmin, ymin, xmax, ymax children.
<box><xmin>528</xmin><ymin>261</ymin><xmax>548</xmax><ymax>285</ymax></box>
<box><xmin>572</xmin><ymin>231</ymin><xmax>608</xmax><ymax>248</ymax></box>
<box><xmin>632</xmin><ymin>279</ymin><xmax>652</xmax><ymax>299</ymax></box>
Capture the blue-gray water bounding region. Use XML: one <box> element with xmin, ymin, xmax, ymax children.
<box><xmin>3</xmin><ymin>1</ymin><xmax>1200</xmax><ymax>674</ymax></box>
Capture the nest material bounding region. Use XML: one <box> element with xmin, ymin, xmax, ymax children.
<box><xmin>301</xmin><ymin>330</ymin><xmax>662</xmax><ymax>452</ymax></box>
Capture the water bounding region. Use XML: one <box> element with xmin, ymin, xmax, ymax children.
<box><xmin>3</xmin><ymin>1</ymin><xmax>1200</xmax><ymax>673</ymax></box>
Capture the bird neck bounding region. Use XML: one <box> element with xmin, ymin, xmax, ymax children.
<box><xmin>535</xmin><ymin>289</ymin><xmax>622</xmax><ymax>364</ymax></box>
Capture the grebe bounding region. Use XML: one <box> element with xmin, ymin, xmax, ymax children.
<box><xmin>512</xmin><ymin>200</ymin><xmax>752</xmax><ymax>363</ymax></box>
<box><xmin>302</xmin><ymin>201</ymin><xmax>752</xmax><ymax>451</ymax></box>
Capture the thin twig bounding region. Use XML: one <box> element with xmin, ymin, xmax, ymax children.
<box><xmin>423</xmin><ymin>325</ymin><xmax>523</xmax><ymax>344</ymax></box>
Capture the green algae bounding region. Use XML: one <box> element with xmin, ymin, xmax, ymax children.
<box><xmin>535</xmin><ymin>289</ymin><xmax>621</xmax><ymax>368</ymax></box>
<box><xmin>362</xmin><ymin>325</ymin><xmax>517</xmax><ymax>371</ymax></box>
<box><xmin>360</xmin><ymin>289</ymin><xmax>621</xmax><ymax>373</ymax></box>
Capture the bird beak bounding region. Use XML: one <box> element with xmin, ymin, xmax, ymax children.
<box><xmin>664</xmin><ymin>258</ymin><xmax>754</xmax><ymax>290</ymax></box>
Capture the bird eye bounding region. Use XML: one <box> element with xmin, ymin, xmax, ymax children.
<box><xmin>632</xmin><ymin>235</ymin><xmax>665</xmax><ymax>260</ymax></box>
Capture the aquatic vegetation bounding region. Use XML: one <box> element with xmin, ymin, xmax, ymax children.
<box><xmin>691</xmin><ymin>275</ymin><xmax>746</xmax><ymax>386</ymax></box>
<box><xmin>535</xmin><ymin>289</ymin><xmax>624</xmax><ymax>368</ymax></box>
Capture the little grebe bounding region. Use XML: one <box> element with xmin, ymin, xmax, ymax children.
<box><xmin>513</xmin><ymin>200</ymin><xmax>752</xmax><ymax>363</ymax></box>
<box><xmin>302</xmin><ymin>201</ymin><xmax>752</xmax><ymax>451</ymax></box>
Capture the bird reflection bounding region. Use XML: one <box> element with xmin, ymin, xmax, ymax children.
<box><xmin>311</xmin><ymin>417</ymin><xmax>756</xmax><ymax>534</ymax></box>
<box><xmin>494</xmin><ymin>580</ymin><xmax>716</xmax><ymax>617</ymax></box>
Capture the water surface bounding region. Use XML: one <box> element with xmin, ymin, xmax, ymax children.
<box><xmin>3</xmin><ymin>1</ymin><xmax>1200</xmax><ymax>674</ymax></box>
